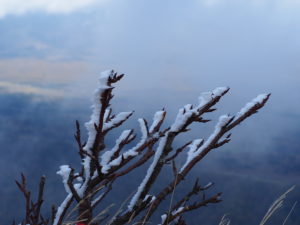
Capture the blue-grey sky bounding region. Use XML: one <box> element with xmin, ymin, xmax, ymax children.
<box><xmin>1</xmin><ymin>2</ymin><xmax>300</xmax><ymax>223</ymax></box>
<box><xmin>0</xmin><ymin>0</ymin><xmax>300</xmax><ymax>148</ymax></box>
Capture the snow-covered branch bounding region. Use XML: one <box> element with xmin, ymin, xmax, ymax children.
<box><xmin>102</xmin><ymin>110</ymin><xmax>166</xmax><ymax>175</ymax></box>
<box><xmin>139</xmin><ymin>92</ymin><xmax>270</xmax><ymax>224</ymax></box>
<box><xmin>53</xmin><ymin>194</ymin><xmax>73</xmax><ymax>225</ymax></box>
<box><xmin>161</xmin><ymin>192</ymin><xmax>222</xmax><ymax>225</ymax></box>
<box><xmin>17</xmin><ymin>71</ymin><xmax>269</xmax><ymax>225</ymax></box>
<box><xmin>101</xmin><ymin>129</ymin><xmax>134</xmax><ymax>173</ymax></box>
<box><xmin>126</xmin><ymin>88</ymin><xmax>229</xmax><ymax>212</ymax></box>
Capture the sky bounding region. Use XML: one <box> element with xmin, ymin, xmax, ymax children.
<box><xmin>0</xmin><ymin>0</ymin><xmax>299</xmax><ymax>139</ymax></box>
<box><xmin>0</xmin><ymin>1</ymin><xmax>300</xmax><ymax>223</ymax></box>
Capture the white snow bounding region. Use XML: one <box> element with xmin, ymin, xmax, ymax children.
<box><xmin>76</xmin><ymin>157</ymin><xmax>91</xmax><ymax>197</ymax></box>
<box><xmin>212</xmin><ymin>87</ymin><xmax>229</xmax><ymax>96</ymax></box>
<box><xmin>81</xmin><ymin>71</ymin><xmax>113</xmax><ymax>173</ymax></box>
<box><xmin>99</xmin><ymin>70</ymin><xmax>112</xmax><ymax>83</ymax></box>
<box><xmin>236</xmin><ymin>94</ymin><xmax>268</xmax><ymax>119</ymax></box>
<box><xmin>128</xmin><ymin>136</ymin><xmax>168</xmax><ymax>211</ymax></box>
<box><xmin>104</xmin><ymin>116</ymin><xmax>155</xmax><ymax>172</ymax></box>
<box><xmin>103</xmin><ymin>111</ymin><xmax>133</xmax><ymax>131</ymax></box>
<box><xmin>84</xmin><ymin>71</ymin><xmax>114</xmax><ymax>153</ymax></box>
<box><xmin>101</xmin><ymin>129</ymin><xmax>132</xmax><ymax>173</ymax></box>
<box><xmin>198</xmin><ymin>87</ymin><xmax>229</xmax><ymax>108</ymax></box>
<box><xmin>56</xmin><ymin>165</ymin><xmax>71</xmax><ymax>193</ymax></box>
<box><xmin>128</xmin><ymin>88</ymin><xmax>230</xmax><ymax>211</ymax></box>
<box><xmin>182</xmin><ymin>139</ymin><xmax>203</xmax><ymax>171</ymax></box>
<box><xmin>218</xmin><ymin>114</ymin><xmax>232</xmax><ymax>127</ymax></box>
<box><xmin>103</xmin><ymin>108</ymin><xmax>111</xmax><ymax>122</ymax></box>
<box><xmin>84</xmin><ymin>71</ymin><xmax>115</xmax><ymax>152</ymax></box>
<box><xmin>203</xmin><ymin>182</ymin><xmax>213</xmax><ymax>189</ymax></box>
<box><xmin>53</xmin><ymin>193</ymin><xmax>72</xmax><ymax>225</ymax></box>
<box><xmin>75</xmin><ymin>71</ymin><xmax>115</xmax><ymax>195</ymax></box>
<box><xmin>160</xmin><ymin>214</ymin><xmax>167</xmax><ymax>225</ymax></box>
<box><xmin>171</xmin><ymin>87</ymin><xmax>229</xmax><ymax>133</ymax></box>
<box><xmin>102</xmin><ymin>137</ymin><xmax>142</xmax><ymax>173</ymax></box>
<box><xmin>172</xmin><ymin>206</ymin><xmax>185</xmax><ymax>215</ymax></box>
<box><xmin>78</xmin><ymin>73</ymin><xmax>132</xmax><ymax>175</ymax></box>
<box><xmin>138</xmin><ymin>118</ymin><xmax>148</xmax><ymax>139</ymax></box>
<box><xmin>76</xmin><ymin>176</ymin><xmax>83</xmax><ymax>183</ymax></box>
<box><xmin>143</xmin><ymin>194</ymin><xmax>156</xmax><ymax>203</ymax></box>
<box><xmin>158</xmin><ymin>207</ymin><xmax>184</xmax><ymax>225</ymax></box>
<box><xmin>180</xmin><ymin>114</ymin><xmax>232</xmax><ymax>173</ymax></box>
<box><xmin>170</xmin><ymin>107</ymin><xmax>193</xmax><ymax>132</ymax></box>
<box><xmin>55</xmin><ymin>70</ymin><xmax>128</xmax><ymax>223</ymax></box>
<box><xmin>149</xmin><ymin>110</ymin><xmax>165</xmax><ymax>133</ymax></box>
<box><xmin>198</xmin><ymin>91</ymin><xmax>213</xmax><ymax>107</ymax></box>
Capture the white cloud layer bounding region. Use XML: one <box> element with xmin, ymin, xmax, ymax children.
<box><xmin>0</xmin><ymin>81</ymin><xmax>64</xmax><ymax>98</ymax></box>
<box><xmin>0</xmin><ymin>58</ymin><xmax>88</xmax><ymax>84</ymax></box>
<box><xmin>201</xmin><ymin>0</ymin><xmax>300</xmax><ymax>8</ymax></box>
<box><xmin>0</xmin><ymin>0</ymin><xmax>105</xmax><ymax>17</ymax></box>
<box><xmin>0</xmin><ymin>0</ymin><xmax>299</xmax><ymax>18</ymax></box>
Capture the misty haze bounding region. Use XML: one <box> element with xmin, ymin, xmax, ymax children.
<box><xmin>0</xmin><ymin>0</ymin><xmax>299</xmax><ymax>224</ymax></box>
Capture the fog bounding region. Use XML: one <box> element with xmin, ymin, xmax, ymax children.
<box><xmin>0</xmin><ymin>0</ymin><xmax>299</xmax><ymax>224</ymax></box>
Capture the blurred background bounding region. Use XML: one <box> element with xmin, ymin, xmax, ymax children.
<box><xmin>0</xmin><ymin>0</ymin><xmax>299</xmax><ymax>224</ymax></box>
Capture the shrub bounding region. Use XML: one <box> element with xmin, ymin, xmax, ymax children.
<box><xmin>15</xmin><ymin>70</ymin><xmax>270</xmax><ymax>225</ymax></box>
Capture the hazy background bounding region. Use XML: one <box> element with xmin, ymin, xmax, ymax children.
<box><xmin>0</xmin><ymin>0</ymin><xmax>299</xmax><ymax>224</ymax></box>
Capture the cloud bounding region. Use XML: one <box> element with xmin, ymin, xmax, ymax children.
<box><xmin>0</xmin><ymin>81</ymin><xmax>64</xmax><ymax>98</ymax></box>
<box><xmin>0</xmin><ymin>0</ymin><xmax>106</xmax><ymax>17</ymax></box>
<box><xmin>0</xmin><ymin>58</ymin><xmax>97</xmax><ymax>99</ymax></box>
<box><xmin>0</xmin><ymin>58</ymin><xmax>89</xmax><ymax>84</ymax></box>
<box><xmin>278</xmin><ymin>0</ymin><xmax>300</xmax><ymax>8</ymax></box>
<box><xmin>200</xmin><ymin>0</ymin><xmax>300</xmax><ymax>8</ymax></box>
<box><xmin>202</xmin><ymin>0</ymin><xmax>223</xmax><ymax>7</ymax></box>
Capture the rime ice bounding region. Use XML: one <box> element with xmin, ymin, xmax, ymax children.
<box><xmin>52</xmin><ymin>71</ymin><xmax>269</xmax><ymax>225</ymax></box>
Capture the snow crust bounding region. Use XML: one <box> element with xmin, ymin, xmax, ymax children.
<box><xmin>170</xmin><ymin>106</ymin><xmax>194</xmax><ymax>132</ymax></box>
<box><xmin>53</xmin><ymin>193</ymin><xmax>72</xmax><ymax>225</ymax></box>
<box><xmin>69</xmin><ymin>71</ymin><xmax>114</xmax><ymax>198</ymax></box>
<box><xmin>203</xmin><ymin>182</ymin><xmax>213</xmax><ymax>189</ymax></box>
<box><xmin>149</xmin><ymin>110</ymin><xmax>165</xmax><ymax>133</ymax></box>
<box><xmin>172</xmin><ymin>206</ymin><xmax>185</xmax><ymax>215</ymax></box>
<box><xmin>198</xmin><ymin>87</ymin><xmax>228</xmax><ymax>107</ymax></box>
<box><xmin>236</xmin><ymin>94</ymin><xmax>268</xmax><ymax>119</ymax></box>
<box><xmin>84</xmin><ymin>70</ymin><xmax>113</xmax><ymax>153</ymax></box>
<box><xmin>160</xmin><ymin>214</ymin><xmax>167</xmax><ymax>225</ymax></box>
<box><xmin>128</xmin><ymin>88</ymin><xmax>229</xmax><ymax>211</ymax></box>
<box><xmin>171</xmin><ymin>87</ymin><xmax>228</xmax><ymax>132</ymax></box>
<box><xmin>103</xmin><ymin>112</ymin><xmax>133</xmax><ymax>131</ymax></box>
<box><xmin>138</xmin><ymin>118</ymin><xmax>148</xmax><ymax>139</ymax></box>
<box><xmin>128</xmin><ymin>136</ymin><xmax>168</xmax><ymax>211</ymax></box>
<box><xmin>143</xmin><ymin>194</ymin><xmax>156</xmax><ymax>203</ymax></box>
<box><xmin>103</xmin><ymin>109</ymin><xmax>166</xmax><ymax>173</ymax></box>
<box><xmin>83</xmin><ymin>71</ymin><xmax>113</xmax><ymax>159</ymax></box>
<box><xmin>158</xmin><ymin>207</ymin><xmax>185</xmax><ymax>225</ymax></box>
<box><xmin>56</xmin><ymin>165</ymin><xmax>71</xmax><ymax>193</ymax></box>
<box><xmin>181</xmin><ymin>139</ymin><xmax>203</xmax><ymax>172</ymax></box>
<box><xmin>180</xmin><ymin>114</ymin><xmax>232</xmax><ymax>173</ymax></box>
<box><xmin>103</xmin><ymin>112</ymin><xmax>164</xmax><ymax>172</ymax></box>
<box><xmin>101</xmin><ymin>129</ymin><xmax>132</xmax><ymax>173</ymax></box>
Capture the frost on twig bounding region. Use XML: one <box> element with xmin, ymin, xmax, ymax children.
<box><xmin>179</xmin><ymin>114</ymin><xmax>233</xmax><ymax>173</ymax></box>
<box><xmin>159</xmin><ymin>179</ymin><xmax>220</xmax><ymax>225</ymax></box>
<box><xmin>137</xmin><ymin>93</ymin><xmax>270</xmax><ymax>224</ymax></box>
<box><xmin>20</xmin><ymin>71</ymin><xmax>269</xmax><ymax>225</ymax></box>
<box><xmin>100</xmin><ymin>129</ymin><xmax>134</xmax><ymax>174</ymax></box>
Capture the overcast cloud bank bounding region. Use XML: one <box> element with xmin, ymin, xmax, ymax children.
<box><xmin>0</xmin><ymin>0</ymin><xmax>107</xmax><ymax>17</ymax></box>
